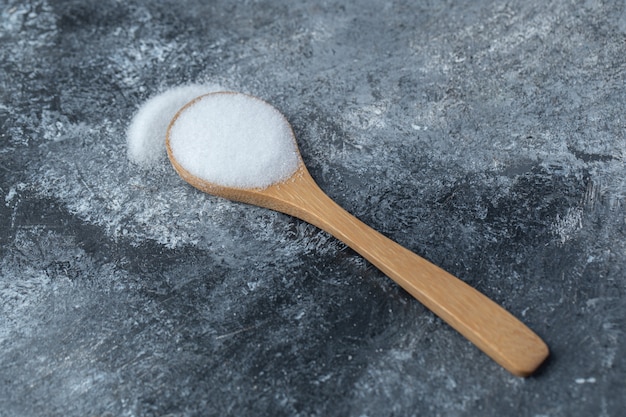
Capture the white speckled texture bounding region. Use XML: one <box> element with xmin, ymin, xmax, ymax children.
<box><xmin>127</xmin><ymin>83</ymin><xmax>226</xmax><ymax>167</ymax></box>
<box><xmin>168</xmin><ymin>92</ymin><xmax>300</xmax><ymax>188</ymax></box>
<box><xmin>1</xmin><ymin>0</ymin><xmax>624</xmax><ymax>416</ymax></box>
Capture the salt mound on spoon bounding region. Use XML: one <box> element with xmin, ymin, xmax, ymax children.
<box><xmin>167</xmin><ymin>92</ymin><xmax>300</xmax><ymax>189</ymax></box>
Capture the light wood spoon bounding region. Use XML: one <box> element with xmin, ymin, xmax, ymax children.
<box><xmin>166</xmin><ymin>92</ymin><xmax>549</xmax><ymax>377</ymax></box>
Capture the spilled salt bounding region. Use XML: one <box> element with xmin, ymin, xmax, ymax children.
<box><xmin>127</xmin><ymin>84</ymin><xmax>225</xmax><ymax>167</ymax></box>
<box><xmin>167</xmin><ymin>92</ymin><xmax>300</xmax><ymax>189</ymax></box>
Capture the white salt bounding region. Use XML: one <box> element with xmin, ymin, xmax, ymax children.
<box><xmin>127</xmin><ymin>83</ymin><xmax>225</xmax><ymax>167</ymax></box>
<box><xmin>167</xmin><ymin>92</ymin><xmax>300</xmax><ymax>189</ymax></box>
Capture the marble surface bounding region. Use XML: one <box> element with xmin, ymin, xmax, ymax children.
<box><xmin>1</xmin><ymin>0</ymin><xmax>625</xmax><ymax>416</ymax></box>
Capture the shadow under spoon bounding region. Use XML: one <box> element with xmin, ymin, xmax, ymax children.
<box><xmin>166</xmin><ymin>91</ymin><xmax>549</xmax><ymax>377</ymax></box>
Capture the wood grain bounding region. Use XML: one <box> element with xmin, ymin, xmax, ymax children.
<box><xmin>168</xmin><ymin>153</ymin><xmax>549</xmax><ymax>376</ymax></box>
<box><xmin>165</xmin><ymin>93</ymin><xmax>549</xmax><ymax>376</ymax></box>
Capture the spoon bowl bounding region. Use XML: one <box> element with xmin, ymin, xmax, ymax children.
<box><xmin>166</xmin><ymin>92</ymin><xmax>549</xmax><ymax>377</ymax></box>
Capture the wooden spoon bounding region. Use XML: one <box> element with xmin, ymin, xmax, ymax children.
<box><xmin>166</xmin><ymin>92</ymin><xmax>549</xmax><ymax>377</ymax></box>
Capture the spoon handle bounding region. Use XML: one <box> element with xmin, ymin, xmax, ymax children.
<box><xmin>269</xmin><ymin>171</ymin><xmax>549</xmax><ymax>376</ymax></box>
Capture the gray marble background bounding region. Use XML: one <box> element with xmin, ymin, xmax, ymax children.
<box><xmin>1</xmin><ymin>0</ymin><xmax>625</xmax><ymax>416</ymax></box>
